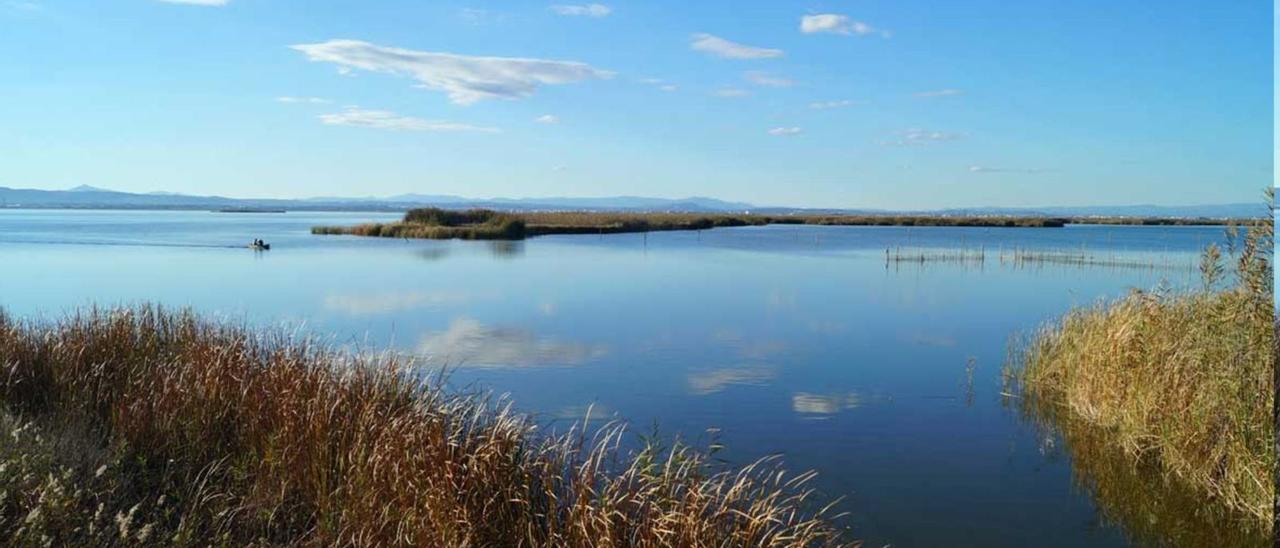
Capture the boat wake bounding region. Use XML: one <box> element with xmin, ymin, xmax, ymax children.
<box><xmin>0</xmin><ymin>238</ymin><xmax>254</xmax><ymax>250</ymax></box>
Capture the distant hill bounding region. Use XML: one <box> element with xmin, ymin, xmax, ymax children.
<box><xmin>484</xmin><ymin>196</ymin><xmax>755</xmax><ymax>211</ymax></box>
<box><xmin>0</xmin><ymin>186</ymin><xmax>244</xmax><ymax>209</ymax></box>
<box><xmin>0</xmin><ymin>185</ymin><xmax>1263</xmax><ymax>219</ymax></box>
<box><xmin>68</xmin><ymin>184</ymin><xmax>115</xmax><ymax>193</ymax></box>
<box><xmin>0</xmin><ymin>186</ymin><xmax>758</xmax><ymax>213</ymax></box>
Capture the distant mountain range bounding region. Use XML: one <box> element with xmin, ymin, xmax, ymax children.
<box><xmin>0</xmin><ymin>185</ymin><xmax>758</xmax><ymax>213</ymax></box>
<box><xmin>303</xmin><ymin>193</ymin><xmax>756</xmax><ymax>212</ymax></box>
<box><xmin>0</xmin><ymin>185</ymin><xmax>1266</xmax><ymax>219</ymax></box>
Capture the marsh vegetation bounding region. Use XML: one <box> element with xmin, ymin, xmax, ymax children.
<box><xmin>0</xmin><ymin>306</ymin><xmax>851</xmax><ymax>547</ymax></box>
<box><xmin>311</xmin><ymin>208</ymin><xmax>1094</xmax><ymax>241</ymax></box>
<box><xmin>312</xmin><ymin>208</ymin><xmax>1252</xmax><ymax>242</ymax></box>
<box><xmin>1004</xmin><ymin>201</ymin><xmax>1275</xmax><ymax>540</ymax></box>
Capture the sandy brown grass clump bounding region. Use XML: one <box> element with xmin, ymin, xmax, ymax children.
<box><xmin>1007</xmin><ymin>197</ymin><xmax>1274</xmax><ymax>534</ymax></box>
<box><xmin>0</xmin><ymin>306</ymin><xmax>852</xmax><ymax>547</ymax></box>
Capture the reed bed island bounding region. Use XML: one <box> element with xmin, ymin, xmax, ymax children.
<box><xmin>0</xmin><ymin>306</ymin><xmax>851</xmax><ymax>547</ymax></box>
<box><xmin>313</xmin><ymin>208</ymin><xmax>1250</xmax><ymax>241</ymax></box>
<box><xmin>1005</xmin><ymin>206</ymin><xmax>1275</xmax><ymax>539</ymax></box>
<box><xmin>310</xmin><ymin>208</ymin><xmax>1093</xmax><ymax>241</ymax></box>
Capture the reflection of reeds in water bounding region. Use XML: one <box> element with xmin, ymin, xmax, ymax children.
<box><xmin>998</xmin><ymin>247</ymin><xmax>1190</xmax><ymax>270</ymax></box>
<box><xmin>884</xmin><ymin>245</ymin><xmax>1195</xmax><ymax>272</ymax></box>
<box><xmin>1012</xmin><ymin>402</ymin><xmax>1271</xmax><ymax>547</ymax></box>
<box><xmin>885</xmin><ymin>246</ymin><xmax>986</xmax><ymax>264</ymax></box>
<box><xmin>963</xmin><ymin>357</ymin><xmax>976</xmax><ymax>408</ymax></box>
<box><xmin>487</xmin><ymin>239</ymin><xmax>524</xmax><ymax>258</ymax></box>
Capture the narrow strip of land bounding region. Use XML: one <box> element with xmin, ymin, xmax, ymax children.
<box><xmin>312</xmin><ymin>208</ymin><xmax>1245</xmax><ymax>241</ymax></box>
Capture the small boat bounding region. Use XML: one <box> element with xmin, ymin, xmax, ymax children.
<box><xmin>249</xmin><ymin>242</ymin><xmax>271</xmax><ymax>251</ymax></box>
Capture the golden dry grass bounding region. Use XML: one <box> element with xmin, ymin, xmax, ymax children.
<box><xmin>0</xmin><ymin>306</ymin><xmax>853</xmax><ymax>547</ymax></box>
<box><xmin>1006</xmin><ymin>201</ymin><xmax>1274</xmax><ymax>534</ymax></box>
<box><xmin>311</xmin><ymin>208</ymin><xmax>1079</xmax><ymax>241</ymax></box>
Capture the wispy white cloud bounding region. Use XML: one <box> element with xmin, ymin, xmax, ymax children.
<box><xmin>800</xmin><ymin>14</ymin><xmax>888</xmax><ymax>37</ymax></box>
<box><xmin>809</xmin><ymin>99</ymin><xmax>862</xmax><ymax>109</ymax></box>
<box><xmin>968</xmin><ymin>165</ymin><xmax>1055</xmax><ymax>174</ymax></box>
<box><xmin>638</xmin><ymin>77</ymin><xmax>679</xmax><ymax>92</ymax></box>
<box><xmin>276</xmin><ymin>96</ymin><xmax>331</xmax><ymax>104</ymax></box>
<box><xmin>550</xmin><ymin>3</ymin><xmax>610</xmax><ymax>17</ymax></box>
<box><xmin>879</xmin><ymin>128</ymin><xmax>965</xmax><ymax>146</ymax></box>
<box><xmin>768</xmin><ymin>127</ymin><xmax>802</xmax><ymax>136</ymax></box>
<box><xmin>690</xmin><ymin>33</ymin><xmax>783</xmax><ymax>59</ymax></box>
<box><xmin>4</xmin><ymin>0</ymin><xmax>43</xmax><ymax>11</ymax></box>
<box><xmin>744</xmin><ymin>71</ymin><xmax>794</xmax><ymax>88</ymax></box>
<box><xmin>914</xmin><ymin>89</ymin><xmax>964</xmax><ymax>98</ymax></box>
<box><xmin>319</xmin><ymin>107</ymin><xmax>500</xmax><ymax>133</ymax></box>
<box><xmin>712</xmin><ymin>87</ymin><xmax>751</xmax><ymax>98</ymax></box>
<box><xmin>156</xmin><ymin>0</ymin><xmax>227</xmax><ymax>5</ymax></box>
<box><xmin>290</xmin><ymin>39</ymin><xmax>613</xmax><ymax>105</ymax></box>
<box><xmin>534</xmin><ymin>114</ymin><xmax>560</xmax><ymax>124</ymax></box>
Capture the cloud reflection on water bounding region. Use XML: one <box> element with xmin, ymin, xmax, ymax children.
<box><xmin>324</xmin><ymin>290</ymin><xmax>475</xmax><ymax>315</ymax></box>
<box><xmin>791</xmin><ymin>392</ymin><xmax>862</xmax><ymax>414</ymax></box>
<box><xmin>686</xmin><ymin>366</ymin><xmax>776</xmax><ymax>395</ymax></box>
<box><xmin>792</xmin><ymin>391</ymin><xmax>891</xmax><ymax>416</ymax></box>
<box><xmin>550</xmin><ymin>403</ymin><xmax>616</xmax><ymax>422</ymax></box>
<box><xmin>417</xmin><ymin>317</ymin><xmax>606</xmax><ymax>368</ymax></box>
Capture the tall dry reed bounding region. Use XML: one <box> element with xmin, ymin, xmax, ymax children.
<box><xmin>0</xmin><ymin>306</ymin><xmax>852</xmax><ymax>547</ymax></box>
<box><xmin>1006</xmin><ymin>191</ymin><xmax>1274</xmax><ymax>532</ymax></box>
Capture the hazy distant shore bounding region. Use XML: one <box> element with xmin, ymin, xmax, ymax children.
<box><xmin>0</xmin><ymin>185</ymin><xmax>1267</xmax><ymax>220</ymax></box>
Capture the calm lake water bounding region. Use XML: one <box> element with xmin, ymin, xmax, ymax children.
<box><xmin>0</xmin><ymin>209</ymin><xmax>1244</xmax><ymax>546</ymax></box>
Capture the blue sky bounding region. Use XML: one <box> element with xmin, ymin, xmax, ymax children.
<box><xmin>0</xmin><ymin>0</ymin><xmax>1270</xmax><ymax>209</ymax></box>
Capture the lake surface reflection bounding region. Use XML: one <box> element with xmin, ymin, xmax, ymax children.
<box><xmin>0</xmin><ymin>210</ymin><xmax>1231</xmax><ymax>546</ymax></box>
